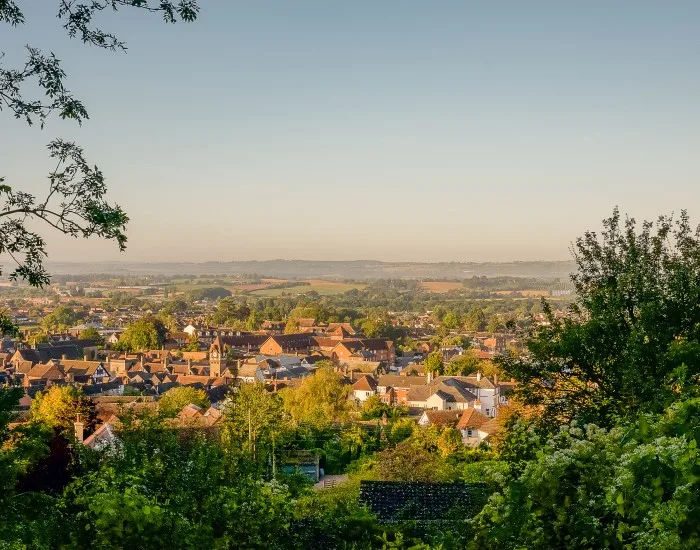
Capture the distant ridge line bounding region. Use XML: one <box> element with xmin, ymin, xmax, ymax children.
<box><xmin>42</xmin><ymin>259</ymin><xmax>576</xmax><ymax>280</ymax></box>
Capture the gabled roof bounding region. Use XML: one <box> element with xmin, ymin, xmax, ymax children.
<box><xmin>178</xmin><ymin>403</ymin><xmax>204</xmax><ymax>419</ymax></box>
<box><xmin>353</xmin><ymin>375</ymin><xmax>377</xmax><ymax>392</ymax></box>
<box><xmin>83</xmin><ymin>415</ymin><xmax>120</xmax><ymax>449</ymax></box>
<box><xmin>430</xmin><ymin>389</ymin><xmax>452</xmax><ymax>402</ymax></box>
<box><xmin>456</xmin><ymin>408</ymin><xmax>489</xmax><ymax>430</ymax></box>
<box><xmin>377</xmin><ymin>374</ymin><xmax>426</xmax><ymax>389</ymax></box>
<box><xmin>332</xmin><ymin>325</ymin><xmax>353</xmax><ymax>339</ymax></box>
<box><xmin>62</xmin><ymin>360</ymin><xmax>105</xmax><ymax>377</ymax></box>
<box><xmin>13</xmin><ymin>345</ymin><xmax>83</xmax><ymax>365</ymax></box>
<box><xmin>217</xmin><ymin>334</ymin><xmax>268</xmax><ymax>349</ymax></box>
<box><xmin>420</xmin><ymin>410</ymin><xmax>462</xmax><ymax>427</ymax></box>
<box><xmin>407</xmin><ymin>385</ymin><xmax>434</xmax><ymax>402</ymax></box>
<box><xmin>176</xmin><ymin>375</ymin><xmax>215</xmax><ymax>387</ymax></box>
<box><xmin>209</xmin><ymin>336</ymin><xmax>225</xmax><ymax>357</ymax></box>
<box><xmin>311</xmin><ymin>336</ymin><xmax>337</xmax><ymax>350</ymax></box>
<box><xmin>431</xmin><ymin>381</ymin><xmax>478</xmax><ymax>403</ymax></box>
<box><xmin>327</xmin><ymin>323</ymin><xmax>356</xmax><ymax>335</ymax></box>
<box><xmin>27</xmin><ymin>363</ymin><xmax>65</xmax><ymax>380</ymax></box>
<box><xmin>356</xmin><ymin>338</ymin><xmax>394</xmax><ymax>351</ymax></box>
<box><xmin>430</xmin><ymin>374</ymin><xmax>496</xmax><ymax>390</ymax></box>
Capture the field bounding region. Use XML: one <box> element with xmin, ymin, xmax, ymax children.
<box><xmin>250</xmin><ymin>279</ymin><xmax>366</xmax><ymax>297</ymax></box>
<box><xmin>420</xmin><ymin>281</ymin><xmax>464</xmax><ymax>293</ymax></box>
<box><xmin>492</xmin><ymin>289</ymin><xmax>551</xmax><ymax>297</ymax></box>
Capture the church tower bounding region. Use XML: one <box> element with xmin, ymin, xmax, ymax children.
<box><xmin>210</xmin><ymin>336</ymin><xmax>225</xmax><ymax>378</ymax></box>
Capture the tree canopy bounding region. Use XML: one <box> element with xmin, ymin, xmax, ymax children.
<box><xmin>40</xmin><ymin>305</ymin><xmax>79</xmax><ymax>333</ymax></box>
<box><xmin>115</xmin><ymin>316</ymin><xmax>167</xmax><ymax>352</ymax></box>
<box><xmin>502</xmin><ymin>209</ymin><xmax>700</xmax><ymax>427</ymax></box>
<box><xmin>78</xmin><ymin>327</ymin><xmax>104</xmax><ymax>346</ymax></box>
<box><xmin>281</xmin><ymin>363</ymin><xmax>352</xmax><ymax>427</ymax></box>
<box><xmin>158</xmin><ymin>386</ymin><xmax>210</xmax><ymax>418</ymax></box>
<box><xmin>30</xmin><ymin>385</ymin><xmax>97</xmax><ymax>435</ymax></box>
<box><xmin>424</xmin><ymin>350</ymin><xmax>444</xmax><ymax>376</ymax></box>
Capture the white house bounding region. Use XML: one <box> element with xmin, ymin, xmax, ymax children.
<box><xmin>352</xmin><ymin>375</ymin><xmax>377</xmax><ymax>402</ymax></box>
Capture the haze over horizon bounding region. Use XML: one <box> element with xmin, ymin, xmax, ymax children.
<box><xmin>3</xmin><ymin>1</ymin><xmax>699</xmax><ymax>264</ymax></box>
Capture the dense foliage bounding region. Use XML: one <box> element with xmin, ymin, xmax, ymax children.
<box><xmin>502</xmin><ymin>209</ymin><xmax>700</xmax><ymax>426</ymax></box>
<box><xmin>114</xmin><ymin>316</ymin><xmax>167</xmax><ymax>352</ymax></box>
<box><xmin>1</xmin><ymin>209</ymin><xmax>699</xmax><ymax>549</ymax></box>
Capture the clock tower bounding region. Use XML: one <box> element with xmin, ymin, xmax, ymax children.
<box><xmin>210</xmin><ymin>336</ymin><xmax>225</xmax><ymax>377</ymax></box>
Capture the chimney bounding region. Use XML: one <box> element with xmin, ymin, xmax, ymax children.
<box><xmin>164</xmin><ymin>356</ymin><xmax>169</xmax><ymax>368</ymax></box>
<box><xmin>476</xmin><ymin>371</ymin><xmax>482</xmax><ymax>381</ymax></box>
<box><xmin>84</xmin><ymin>354</ymin><xmax>89</xmax><ymax>361</ymax></box>
<box><xmin>74</xmin><ymin>417</ymin><xmax>84</xmax><ymax>443</ymax></box>
<box><xmin>62</xmin><ymin>354</ymin><xmax>67</xmax><ymax>360</ymax></box>
<box><xmin>493</xmin><ymin>373</ymin><xmax>498</xmax><ymax>385</ymax></box>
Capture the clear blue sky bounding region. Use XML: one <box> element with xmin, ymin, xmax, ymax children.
<box><xmin>2</xmin><ymin>1</ymin><xmax>700</xmax><ymax>263</ymax></box>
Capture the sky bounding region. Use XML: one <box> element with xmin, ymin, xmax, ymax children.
<box><xmin>2</xmin><ymin>1</ymin><xmax>700</xmax><ymax>263</ymax></box>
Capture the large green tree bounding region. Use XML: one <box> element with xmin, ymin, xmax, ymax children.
<box><xmin>30</xmin><ymin>385</ymin><xmax>97</xmax><ymax>435</ymax></box>
<box><xmin>41</xmin><ymin>305</ymin><xmax>79</xmax><ymax>333</ymax></box>
<box><xmin>464</xmin><ymin>307</ymin><xmax>486</xmax><ymax>332</ymax></box>
<box><xmin>79</xmin><ymin>326</ymin><xmax>104</xmax><ymax>346</ymax></box>
<box><xmin>281</xmin><ymin>362</ymin><xmax>353</xmax><ymax>427</ymax></box>
<box><xmin>444</xmin><ymin>350</ymin><xmax>480</xmax><ymax>376</ymax></box>
<box><xmin>502</xmin><ymin>209</ymin><xmax>700</xmax><ymax>426</ymax></box>
<box><xmin>424</xmin><ymin>350</ymin><xmax>444</xmax><ymax>376</ymax></box>
<box><xmin>115</xmin><ymin>316</ymin><xmax>167</xmax><ymax>352</ymax></box>
<box><xmin>223</xmin><ymin>383</ymin><xmax>287</xmax><ymax>468</ymax></box>
<box><xmin>212</xmin><ymin>297</ymin><xmax>250</xmax><ymax>327</ymax></box>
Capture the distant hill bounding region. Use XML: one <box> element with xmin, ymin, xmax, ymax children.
<box><xmin>44</xmin><ymin>260</ymin><xmax>576</xmax><ymax>280</ymax></box>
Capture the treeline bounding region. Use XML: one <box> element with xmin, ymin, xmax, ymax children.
<box><xmin>2</xmin><ymin>210</ymin><xmax>700</xmax><ymax>548</ymax></box>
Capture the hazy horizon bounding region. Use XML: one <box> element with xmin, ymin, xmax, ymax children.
<box><xmin>40</xmin><ymin>258</ymin><xmax>577</xmax><ymax>280</ymax></box>
<box><xmin>3</xmin><ymin>1</ymin><xmax>699</xmax><ymax>264</ymax></box>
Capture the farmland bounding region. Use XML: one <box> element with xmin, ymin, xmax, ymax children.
<box><xmin>420</xmin><ymin>281</ymin><xmax>464</xmax><ymax>293</ymax></box>
<box><xmin>250</xmin><ymin>279</ymin><xmax>367</xmax><ymax>297</ymax></box>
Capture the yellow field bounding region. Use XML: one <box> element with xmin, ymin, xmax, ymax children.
<box><xmin>251</xmin><ymin>279</ymin><xmax>366</xmax><ymax>297</ymax></box>
<box><xmin>421</xmin><ymin>281</ymin><xmax>463</xmax><ymax>293</ymax></box>
<box><xmin>492</xmin><ymin>289</ymin><xmax>551</xmax><ymax>297</ymax></box>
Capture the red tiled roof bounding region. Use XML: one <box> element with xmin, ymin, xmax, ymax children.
<box><xmin>352</xmin><ymin>375</ymin><xmax>377</xmax><ymax>392</ymax></box>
